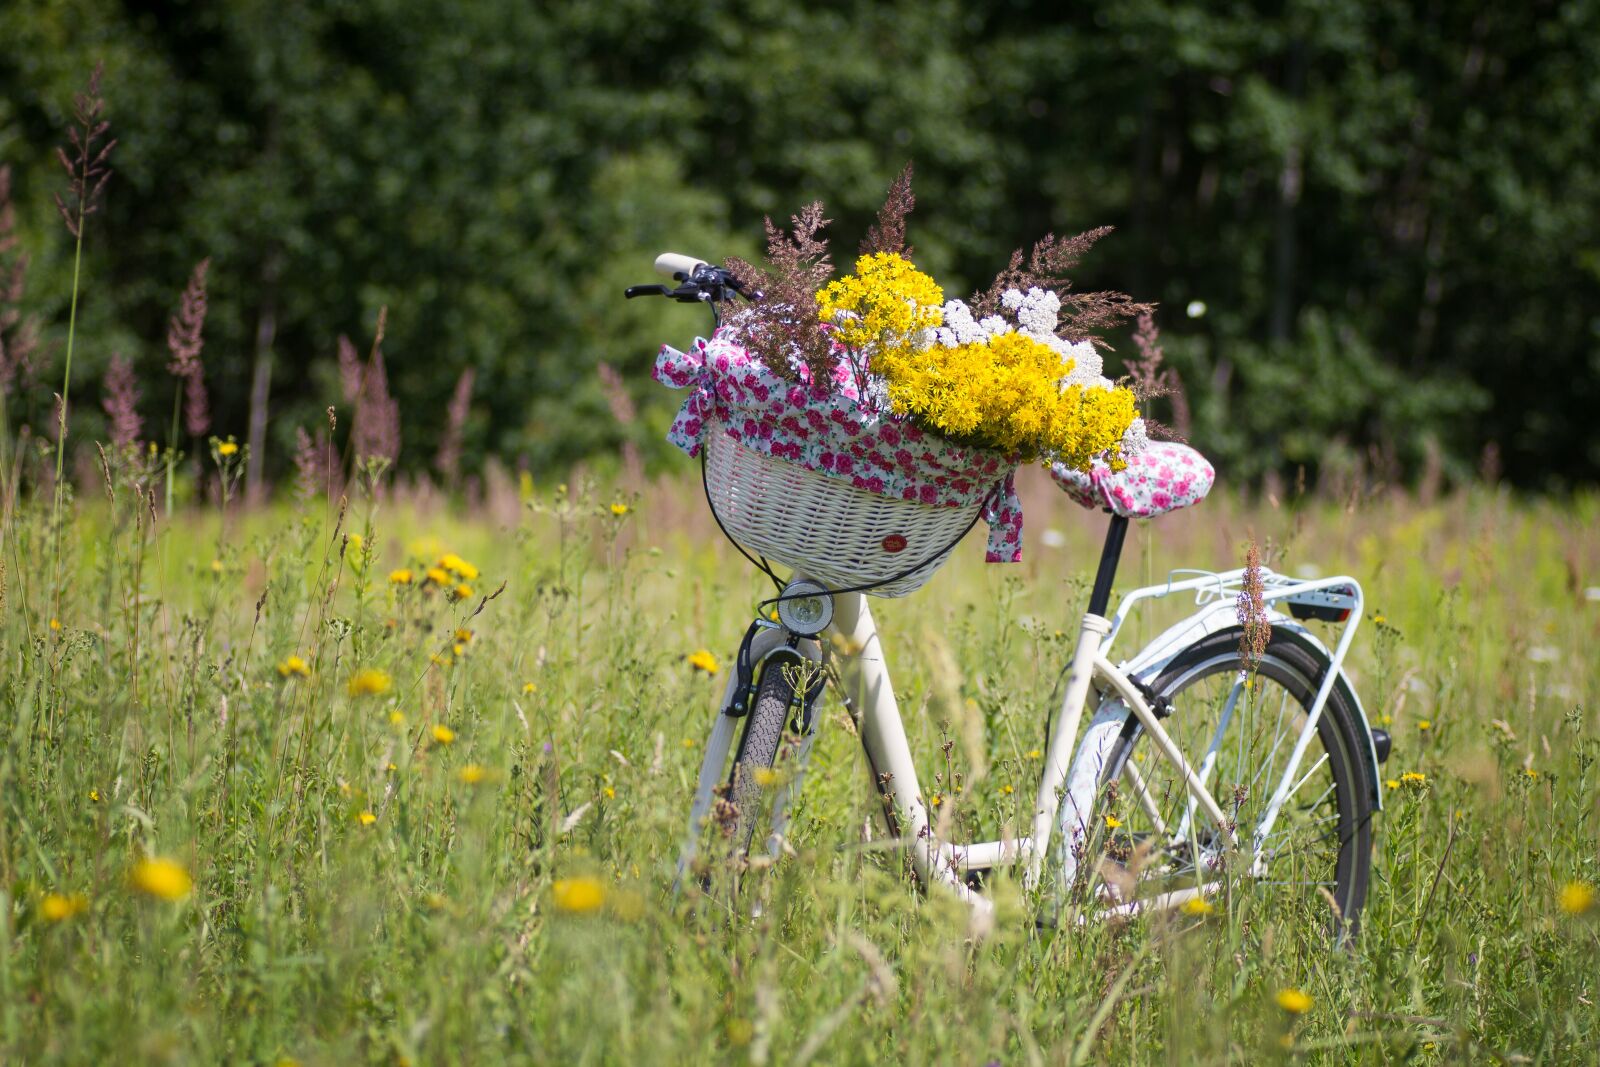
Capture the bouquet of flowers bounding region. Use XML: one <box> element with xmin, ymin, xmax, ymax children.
<box><xmin>723</xmin><ymin>165</ymin><xmax>1149</xmax><ymax>472</ymax></box>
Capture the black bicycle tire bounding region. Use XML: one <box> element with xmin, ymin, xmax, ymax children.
<box><xmin>727</xmin><ymin>656</ymin><xmax>802</xmax><ymax>861</ymax></box>
<box><xmin>1098</xmin><ymin>626</ymin><xmax>1375</xmax><ymax>939</ymax></box>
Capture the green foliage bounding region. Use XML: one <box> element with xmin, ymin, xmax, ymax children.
<box><xmin>1</xmin><ymin>0</ymin><xmax>1597</xmax><ymax>487</ymax></box>
<box><xmin>2</xmin><ymin>468</ymin><xmax>1597</xmax><ymax>1061</ymax></box>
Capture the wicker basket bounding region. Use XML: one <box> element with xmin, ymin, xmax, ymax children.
<box><xmin>703</xmin><ymin>422</ymin><xmax>985</xmax><ymax>597</ymax></box>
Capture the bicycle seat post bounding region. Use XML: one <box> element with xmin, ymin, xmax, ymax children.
<box><xmin>1087</xmin><ymin>513</ymin><xmax>1130</xmax><ymax>618</ymax></box>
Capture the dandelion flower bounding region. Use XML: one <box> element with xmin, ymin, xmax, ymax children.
<box><xmin>40</xmin><ymin>892</ymin><xmax>88</xmax><ymax>922</ymax></box>
<box><xmin>602</xmin><ymin>785</ymin><xmax>616</xmax><ymax>799</ymax></box>
<box><xmin>1417</xmin><ymin>720</ymin><xmax>1432</xmax><ymax>732</ymax></box>
<box><xmin>929</xmin><ymin>793</ymin><xmax>943</xmax><ymax>807</ymax></box>
<box><xmin>1026</xmin><ymin>748</ymin><xmax>1042</xmax><ymax>760</ymax></box>
<box><xmin>277</xmin><ymin>655</ymin><xmax>311</xmax><ymax>679</ymax></box>
<box><xmin>1180</xmin><ymin>897</ymin><xmax>1214</xmax><ymax>916</ymax></box>
<box><xmin>1385</xmin><ymin>779</ymin><xmax>1400</xmax><ymax>790</ymax></box>
<box><xmin>88</xmin><ymin>789</ymin><xmax>101</xmax><ymax>803</ymax></box>
<box><xmin>217</xmin><ymin>441</ymin><xmax>239</xmax><ymax>457</ymax></box>
<box><xmin>389</xmin><ymin>709</ymin><xmax>406</xmax><ymax>728</ymax></box>
<box><xmin>610</xmin><ymin>502</ymin><xmax>629</xmax><ymax>516</ymax></box>
<box><xmin>1559</xmin><ymin>881</ymin><xmax>1595</xmax><ymax>916</ymax></box>
<box><xmin>130</xmin><ymin>857</ymin><xmax>193</xmax><ymax>902</ymax></box>
<box><xmin>1275</xmin><ymin>988</ymin><xmax>1312</xmax><ymax>1015</ymax></box>
<box><xmin>522</xmin><ymin>681</ymin><xmax>537</xmax><ymax>694</ymax></box>
<box><xmin>347</xmin><ymin>668</ymin><xmax>392</xmax><ymax>697</ymax></box>
<box><xmin>1104</xmin><ymin>814</ymin><xmax>1122</xmax><ymax>829</ymax></box>
<box><xmin>453</xmin><ymin>583</ymin><xmax>473</xmax><ymax>600</ymax></box>
<box><xmin>436</xmin><ymin>553</ymin><xmax>480</xmax><ymax>581</ymax></box>
<box><xmin>455</xmin><ymin>628</ymin><xmax>474</xmax><ymax>643</ymax></box>
<box><xmin>686</xmin><ymin>649</ymin><xmax>720</xmax><ymax>674</ymax></box>
<box><xmin>49</xmin><ymin>618</ymin><xmax>62</xmax><ymax>632</ymax></box>
<box><xmin>432</xmin><ymin>724</ymin><xmax>456</xmax><ymax>745</ymax></box>
<box><xmin>552</xmin><ymin>876</ymin><xmax>606</xmax><ymax>914</ymax></box>
<box><xmin>1400</xmin><ymin>771</ymin><xmax>1427</xmax><ymax>786</ymax></box>
<box><xmin>682</xmin><ymin>737</ymin><xmax>696</xmax><ymax>748</ymax></box>
<box><xmin>459</xmin><ymin>764</ymin><xmax>488</xmax><ymax>785</ymax></box>
<box><xmin>357</xmin><ymin>811</ymin><xmax>377</xmax><ymax>826</ymax></box>
<box><xmin>389</xmin><ymin>568</ymin><xmax>413</xmax><ymax>585</ymax></box>
<box><xmin>1523</xmin><ymin>768</ymin><xmax>1540</xmax><ymax>779</ymax></box>
<box><xmin>1000</xmin><ymin>784</ymin><xmax>1013</xmax><ymax>795</ymax></box>
<box><xmin>425</xmin><ymin>567</ymin><xmax>450</xmax><ymax>586</ymax></box>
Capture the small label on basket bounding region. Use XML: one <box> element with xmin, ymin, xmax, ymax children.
<box><xmin>881</xmin><ymin>533</ymin><xmax>908</xmax><ymax>554</ymax></box>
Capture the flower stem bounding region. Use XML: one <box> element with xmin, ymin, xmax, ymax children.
<box><xmin>51</xmin><ymin>226</ymin><xmax>84</xmax><ymax>599</ymax></box>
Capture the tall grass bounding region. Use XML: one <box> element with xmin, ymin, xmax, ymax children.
<box><xmin>1</xmin><ymin>461</ymin><xmax>1595</xmax><ymax>1064</ymax></box>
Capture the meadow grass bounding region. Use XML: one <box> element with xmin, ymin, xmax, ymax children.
<box><xmin>2</xmin><ymin>462</ymin><xmax>1597</xmax><ymax>1065</ymax></box>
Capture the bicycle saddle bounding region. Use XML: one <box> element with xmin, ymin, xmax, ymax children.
<box><xmin>1050</xmin><ymin>440</ymin><xmax>1214</xmax><ymax>518</ymax></box>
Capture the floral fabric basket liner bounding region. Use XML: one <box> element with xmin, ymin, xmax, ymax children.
<box><xmin>655</xmin><ymin>329</ymin><xmax>1025</xmax><ymax>563</ymax></box>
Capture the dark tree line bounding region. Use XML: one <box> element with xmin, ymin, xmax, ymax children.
<box><xmin>1</xmin><ymin>0</ymin><xmax>1595</xmax><ymax>492</ymax></box>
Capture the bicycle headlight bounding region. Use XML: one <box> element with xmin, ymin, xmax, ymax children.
<box><xmin>776</xmin><ymin>579</ymin><xmax>833</xmax><ymax>636</ymax></box>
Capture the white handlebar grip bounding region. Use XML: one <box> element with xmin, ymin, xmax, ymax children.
<box><xmin>655</xmin><ymin>252</ymin><xmax>708</xmax><ymax>280</ymax></box>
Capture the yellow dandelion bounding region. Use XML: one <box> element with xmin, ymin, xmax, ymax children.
<box><xmin>681</xmin><ymin>737</ymin><xmax>696</xmax><ymax>748</ymax></box>
<box><xmin>453</xmin><ymin>583</ymin><xmax>473</xmax><ymax>600</ymax></box>
<box><xmin>88</xmin><ymin>789</ymin><xmax>101</xmax><ymax>803</ymax></box>
<box><xmin>522</xmin><ymin>681</ymin><xmax>537</xmax><ymax>694</ymax></box>
<box><xmin>217</xmin><ymin>441</ymin><xmax>239</xmax><ymax>457</ymax></box>
<box><xmin>552</xmin><ymin>876</ymin><xmax>606</xmax><ymax>914</ymax></box>
<box><xmin>929</xmin><ymin>793</ymin><xmax>944</xmax><ymax>807</ymax></box>
<box><xmin>130</xmin><ymin>857</ymin><xmax>193</xmax><ymax>902</ymax></box>
<box><xmin>1026</xmin><ymin>748</ymin><xmax>1043</xmax><ymax>760</ymax></box>
<box><xmin>425</xmin><ymin>566</ymin><xmax>450</xmax><ymax>586</ymax></box>
<box><xmin>436</xmin><ymin>553</ymin><xmax>480</xmax><ymax>581</ymax></box>
<box><xmin>40</xmin><ymin>892</ymin><xmax>89</xmax><ymax>922</ymax></box>
<box><xmin>432</xmin><ymin>724</ymin><xmax>456</xmax><ymax>745</ymax></box>
<box><xmin>602</xmin><ymin>786</ymin><xmax>616</xmax><ymax>799</ymax></box>
<box><xmin>453</xmin><ymin>642</ymin><xmax>467</xmax><ymax>657</ymax></box>
<box><xmin>1275</xmin><ymin>988</ymin><xmax>1312</xmax><ymax>1015</ymax></box>
<box><xmin>1000</xmin><ymin>784</ymin><xmax>1014</xmax><ymax>796</ymax></box>
<box><xmin>347</xmin><ymin>668</ymin><xmax>392</xmax><ymax>697</ymax></box>
<box><xmin>49</xmin><ymin>618</ymin><xmax>61</xmax><ymax>632</ymax></box>
<box><xmin>686</xmin><ymin>649</ymin><xmax>720</xmax><ymax>674</ymax></box>
<box><xmin>610</xmin><ymin>502</ymin><xmax>629</xmax><ymax>516</ymax></box>
<box><xmin>1400</xmin><ymin>771</ymin><xmax>1427</xmax><ymax>785</ymax></box>
<box><xmin>277</xmin><ymin>654</ymin><xmax>311</xmax><ymax>678</ymax></box>
<box><xmin>389</xmin><ymin>568</ymin><xmax>413</xmax><ymax>585</ymax></box>
<box><xmin>1385</xmin><ymin>779</ymin><xmax>1400</xmax><ymax>790</ymax></box>
<box><xmin>1559</xmin><ymin>881</ymin><xmax>1595</xmax><ymax>916</ymax></box>
<box><xmin>357</xmin><ymin>811</ymin><xmax>377</xmax><ymax>826</ymax></box>
<box><xmin>1523</xmin><ymin>768</ymin><xmax>1540</xmax><ymax>779</ymax></box>
<box><xmin>1417</xmin><ymin>720</ymin><xmax>1432</xmax><ymax>732</ymax></box>
<box><xmin>459</xmin><ymin>764</ymin><xmax>488</xmax><ymax>785</ymax></box>
<box><xmin>1104</xmin><ymin>814</ymin><xmax>1123</xmax><ymax>829</ymax></box>
<box><xmin>455</xmin><ymin>628</ymin><xmax>474</xmax><ymax>643</ymax></box>
<box><xmin>388</xmin><ymin>709</ymin><xmax>406</xmax><ymax>728</ymax></box>
<box><xmin>1180</xmin><ymin>897</ymin><xmax>1214</xmax><ymax>916</ymax></box>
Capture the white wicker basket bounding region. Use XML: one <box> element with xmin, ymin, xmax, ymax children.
<box><xmin>703</xmin><ymin>422</ymin><xmax>985</xmax><ymax>597</ymax></box>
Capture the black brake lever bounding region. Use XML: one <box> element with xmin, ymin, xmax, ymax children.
<box><xmin>625</xmin><ymin>284</ymin><xmax>674</xmax><ymax>299</ymax></box>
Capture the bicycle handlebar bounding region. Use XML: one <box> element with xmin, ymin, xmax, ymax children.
<box><xmin>624</xmin><ymin>253</ymin><xmax>760</xmax><ymax>318</ymax></box>
<box><xmin>654</xmin><ymin>252</ymin><xmax>707</xmax><ymax>280</ymax></box>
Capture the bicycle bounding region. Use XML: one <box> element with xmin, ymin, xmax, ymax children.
<box><xmin>628</xmin><ymin>254</ymin><xmax>1391</xmax><ymax>936</ymax></box>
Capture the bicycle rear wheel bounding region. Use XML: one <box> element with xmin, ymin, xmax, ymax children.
<box><xmin>1095</xmin><ymin>627</ymin><xmax>1375</xmax><ymax>940</ymax></box>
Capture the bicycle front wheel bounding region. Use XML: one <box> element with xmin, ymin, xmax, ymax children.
<box><xmin>1096</xmin><ymin>627</ymin><xmax>1375</xmax><ymax>939</ymax></box>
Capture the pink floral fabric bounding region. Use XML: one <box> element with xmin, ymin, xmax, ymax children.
<box><xmin>1049</xmin><ymin>441</ymin><xmax>1214</xmax><ymax>518</ymax></box>
<box><xmin>654</xmin><ymin>329</ymin><xmax>1025</xmax><ymax>562</ymax></box>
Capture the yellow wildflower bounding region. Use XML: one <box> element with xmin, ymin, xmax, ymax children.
<box><xmin>210</xmin><ymin>559</ymin><xmax>223</xmax><ymax>573</ymax></box>
<box><xmin>1275</xmin><ymin>988</ymin><xmax>1312</xmax><ymax>1015</ymax></box>
<box><xmin>1523</xmin><ymin>767</ymin><xmax>1540</xmax><ymax>779</ymax></box>
<box><xmin>389</xmin><ymin>568</ymin><xmax>413</xmax><ymax>585</ymax></box>
<box><xmin>432</xmin><ymin>724</ymin><xmax>456</xmax><ymax>745</ymax></box>
<box><xmin>1104</xmin><ymin>814</ymin><xmax>1122</xmax><ymax>829</ymax></box>
<box><xmin>1417</xmin><ymin>720</ymin><xmax>1432</xmax><ymax>731</ymax></box>
<box><xmin>1180</xmin><ymin>897</ymin><xmax>1214</xmax><ymax>916</ymax></box>
<box><xmin>436</xmin><ymin>553</ymin><xmax>480</xmax><ymax>581</ymax></box>
<box><xmin>40</xmin><ymin>892</ymin><xmax>89</xmax><ymax>922</ymax></box>
<box><xmin>425</xmin><ymin>567</ymin><xmax>450</xmax><ymax>586</ymax></box>
<box><xmin>1000</xmin><ymin>784</ymin><xmax>1013</xmax><ymax>795</ymax></box>
<box><xmin>347</xmin><ymin>668</ymin><xmax>392</xmax><ymax>697</ymax></box>
<box><xmin>389</xmin><ymin>709</ymin><xmax>406</xmax><ymax>728</ymax></box>
<box><xmin>455</xmin><ymin>628</ymin><xmax>474</xmax><ymax>643</ymax></box>
<box><xmin>49</xmin><ymin>618</ymin><xmax>61</xmax><ymax>631</ymax></box>
<box><xmin>459</xmin><ymin>764</ymin><xmax>489</xmax><ymax>785</ymax></box>
<box><xmin>1385</xmin><ymin>779</ymin><xmax>1400</xmax><ymax>790</ymax></box>
<box><xmin>88</xmin><ymin>789</ymin><xmax>101</xmax><ymax>803</ymax></box>
<box><xmin>751</xmin><ymin>767</ymin><xmax>780</xmax><ymax>787</ymax></box>
<box><xmin>929</xmin><ymin>793</ymin><xmax>943</xmax><ymax>807</ymax></box>
<box><xmin>816</xmin><ymin>252</ymin><xmax>945</xmax><ymax>356</ymax></box>
<box><xmin>522</xmin><ymin>681</ymin><xmax>537</xmax><ymax>694</ymax></box>
<box><xmin>357</xmin><ymin>811</ymin><xmax>377</xmax><ymax>826</ymax></box>
<box><xmin>217</xmin><ymin>441</ymin><xmax>239</xmax><ymax>457</ymax></box>
<box><xmin>552</xmin><ymin>876</ymin><xmax>606</xmax><ymax>914</ymax></box>
<box><xmin>277</xmin><ymin>655</ymin><xmax>311</xmax><ymax>679</ymax></box>
<box><xmin>602</xmin><ymin>785</ymin><xmax>616</xmax><ymax>799</ymax></box>
<box><xmin>682</xmin><ymin>737</ymin><xmax>696</xmax><ymax>748</ymax></box>
<box><xmin>130</xmin><ymin>857</ymin><xmax>193</xmax><ymax>902</ymax></box>
<box><xmin>610</xmin><ymin>502</ymin><xmax>629</xmax><ymax>516</ymax></box>
<box><xmin>1559</xmin><ymin>881</ymin><xmax>1595</xmax><ymax>915</ymax></box>
<box><xmin>1400</xmin><ymin>771</ymin><xmax>1427</xmax><ymax>786</ymax></box>
<box><xmin>686</xmin><ymin>649</ymin><xmax>720</xmax><ymax>674</ymax></box>
<box><xmin>453</xmin><ymin>583</ymin><xmax>473</xmax><ymax>600</ymax></box>
<box><xmin>349</xmin><ymin>533</ymin><xmax>364</xmax><ymax>552</ymax></box>
<box><xmin>1026</xmin><ymin>748</ymin><xmax>1042</xmax><ymax>760</ymax></box>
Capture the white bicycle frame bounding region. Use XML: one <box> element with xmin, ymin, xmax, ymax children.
<box><xmin>678</xmin><ymin>564</ymin><xmax>1374</xmax><ymax>918</ymax></box>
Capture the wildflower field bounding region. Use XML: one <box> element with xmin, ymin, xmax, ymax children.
<box><xmin>3</xmin><ymin>467</ymin><xmax>1597</xmax><ymax>1064</ymax></box>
